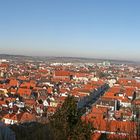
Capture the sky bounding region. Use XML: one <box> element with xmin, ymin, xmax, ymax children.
<box><xmin>0</xmin><ymin>0</ymin><xmax>140</xmax><ymax>61</ymax></box>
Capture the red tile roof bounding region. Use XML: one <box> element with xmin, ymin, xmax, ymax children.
<box><xmin>54</xmin><ymin>70</ymin><xmax>70</xmax><ymax>77</ymax></box>
<box><xmin>17</xmin><ymin>88</ymin><xmax>32</xmax><ymax>96</ymax></box>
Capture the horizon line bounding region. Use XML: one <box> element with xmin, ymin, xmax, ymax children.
<box><xmin>0</xmin><ymin>53</ymin><xmax>139</xmax><ymax>63</ymax></box>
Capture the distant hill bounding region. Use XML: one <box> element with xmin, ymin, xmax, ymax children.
<box><xmin>0</xmin><ymin>54</ymin><xmax>138</xmax><ymax>64</ymax></box>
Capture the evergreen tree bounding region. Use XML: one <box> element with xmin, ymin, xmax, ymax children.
<box><xmin>49</xmin><ymin>95</ymin><xmax>92</xmax><ymax>140</ymax></box>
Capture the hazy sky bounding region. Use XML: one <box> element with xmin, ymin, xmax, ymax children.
<box><xmin>0</xmin><ymin>0</ymin><xmax>140</xmax><ymax>61</ymax></box>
